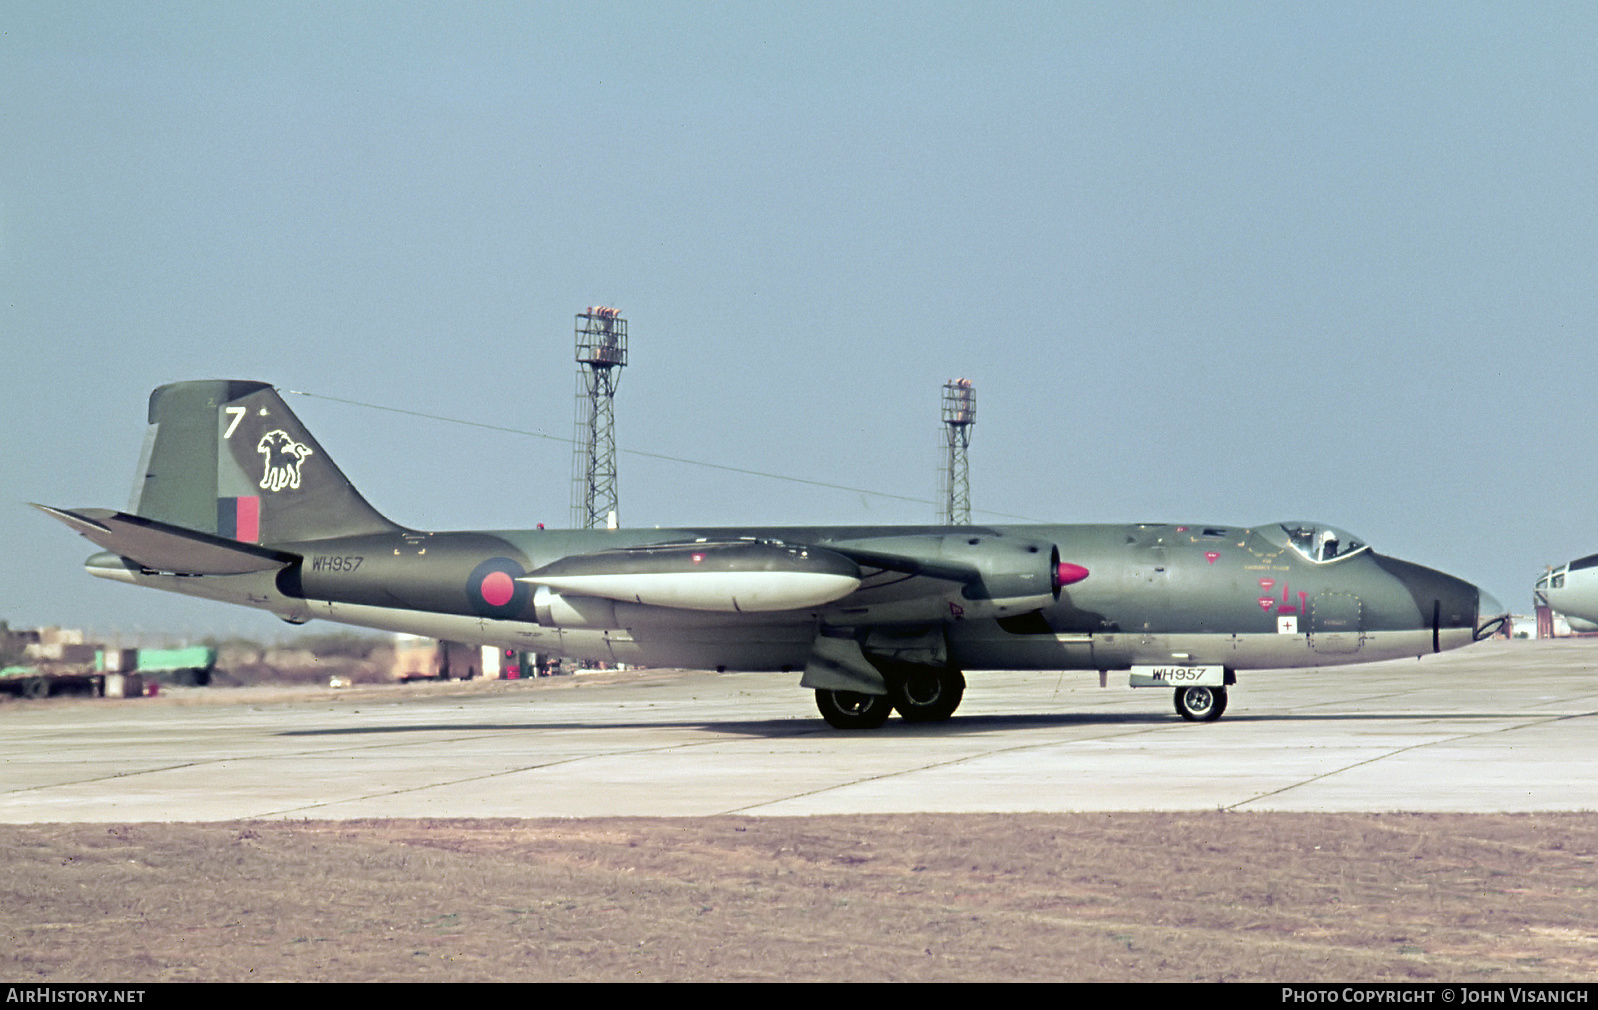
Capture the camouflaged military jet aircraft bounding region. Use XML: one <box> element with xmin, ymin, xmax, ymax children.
<box><xmin>38</xmin><ymin>380</ymin><xmax>1506</xmax><ymax>727</ymax></box>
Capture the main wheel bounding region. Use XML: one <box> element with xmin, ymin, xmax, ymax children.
<box><xmin>814</xmin><ymin>689</ymin><xmax>894</xmax><ymax>729</ymax></box>
<box><xmin>890</xmin><ymin>666</ymin><xmax>966</xmax><ymax>722</ymax></box>
<box><xmin>1174</xmin><ymin>685</ymin><xmax>1227</xmax><ymax>722</ymax></box>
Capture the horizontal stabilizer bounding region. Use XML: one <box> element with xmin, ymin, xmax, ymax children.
<box><xmin>32</xmin><ymin>504</ymin><xmax>298</xmax><ymax>576</ymax></box>
<box><xmin>520</xmin><ymin>539</ymin><xmax>862</xmax><ymax>613</ymax></box>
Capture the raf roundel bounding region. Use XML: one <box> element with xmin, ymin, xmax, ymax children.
<box><xmin>467</xmin><ymin>557</ymin><xmax>529</xmax><ymax>619</ymax></box>
<box><xmin>481</xmin><ymin>570</ymin><xmax>515</xmax><ymax>607</ymax></box>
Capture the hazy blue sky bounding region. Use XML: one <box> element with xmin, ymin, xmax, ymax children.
<box><xmin>4</xmin><ymin>2</ymin><xmax>1595</xmax><ymax>641</ymax></box>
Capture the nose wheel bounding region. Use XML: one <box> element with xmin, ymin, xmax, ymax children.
<box><xmin>1174</xmin><ymin>685</ymin><xmax>1227</xmax><ymax>722</ymax></box>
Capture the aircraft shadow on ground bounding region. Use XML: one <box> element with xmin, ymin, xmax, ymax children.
<box><xmin>276</xmin><ymin>709</ymin><xmax>1524</xmax><ymax>740</ymax></box>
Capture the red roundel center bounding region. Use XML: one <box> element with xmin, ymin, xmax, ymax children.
<box><xmin>481</xmin><ymin>570</ymin><xmax>516</xmax><ymax>607</ymax></box>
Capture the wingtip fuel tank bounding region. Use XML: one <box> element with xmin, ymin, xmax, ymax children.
<box><xmin>519</xmin><ymin>540</ymin><xmax>863</xmax><ymax>613</ymax></box>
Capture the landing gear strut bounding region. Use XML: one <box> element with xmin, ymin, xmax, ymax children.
<box><xmin>1174</xmin><ymin>685</ymin><xmax>1227</xmax><ymax>722</ymax></box>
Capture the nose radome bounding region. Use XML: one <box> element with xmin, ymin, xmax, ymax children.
<box><xmin>1475</xmin><ymin>589</ymin><xmax>1508</xmax><ymax>640</ymax></box>
<box><xmin>1370</xmin><ymin>553</ymin><xmax>1482</xmax><ymax>632</ymax></box>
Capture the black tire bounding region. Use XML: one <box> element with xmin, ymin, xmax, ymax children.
<box><xmin>890</xmin><ymin>666</ymin><xmax>966</xmax><ymax>722</ymax></box>
<box><xmin>22</xmin><ymin>677</ymin><xmax>49</xmax><ymax>700</ymax></box>
<box><xmin>1174</xmin><ymin>685</ymin><xmax>1227</xmax><ymax>722</ymax></box>
<box><xmin>815</xmin><ymin>689</ymin><xmax>894</xmax><ymax>729</ymax></box>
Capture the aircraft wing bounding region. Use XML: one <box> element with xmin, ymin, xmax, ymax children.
<box><xmin>32</xmin><ymin>504</ymin><xmax>299</xmax><ymax>576</ymax></box>
<box><xmin>826</xmin><ymin>545</ymin><xmax>994</xmax><ymax>586</ymax></box>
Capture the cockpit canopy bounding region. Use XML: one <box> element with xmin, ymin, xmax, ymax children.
<box><xmin>1258</xmin><ymin>521</ymin><xmax>1369</xmax><ymax>564</ymax></box>
<box><xmin>1537</xmin><ymin>553</ymin><xmax>1598</xmax><ymax>591</ymax></box>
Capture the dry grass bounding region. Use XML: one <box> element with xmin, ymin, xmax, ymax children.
<box><xmin>1</xmin><ymin>812</ymin><xmax>1595</xmax><ymax>982</ymax></box>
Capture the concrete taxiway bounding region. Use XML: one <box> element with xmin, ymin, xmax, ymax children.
<box><xmin>0</xmin><ymin>638</ymin><xmax>1593</xmax><ymax>822</ymax></box>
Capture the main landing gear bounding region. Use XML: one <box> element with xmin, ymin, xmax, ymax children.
<box><xmin>1174</xmin><ymin>685</ymin><xmax>1227</xmax><ymax>722</ymax></box>
<box><xmin>889</xmin><ymin>665</ymin><xmax>965</xmax><ymax>722</ymax></box>
<box><xmin>814</xmin><ymin>664</ymin><xmax>967</xmax><ymax>729</ymax></box>
<box><xmin>813</xmin><ymin>689</ymin><xmax>895</xmax><ymax>729</ymax></box>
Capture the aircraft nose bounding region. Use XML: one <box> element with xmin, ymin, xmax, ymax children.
<box><xmin>1371</xmin><ymin>554</ymin><xmax>1490</xmax><ymax>649</ymax></box>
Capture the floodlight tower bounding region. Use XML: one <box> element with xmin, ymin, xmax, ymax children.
<box><xmin>941</xmin><ymin>378</ymin><xmax>975</xmax><ymax>525</ymax></box>
<box><xmin>572</xmin><ymin>306</ymin><xmax>627</xmax><ymax>529</ymax></box>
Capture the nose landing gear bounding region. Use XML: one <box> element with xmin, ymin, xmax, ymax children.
<box><xmin>1174</xmin><ymin>685</ymin><xmax>1227</xmax><ymax>722</ymax></box>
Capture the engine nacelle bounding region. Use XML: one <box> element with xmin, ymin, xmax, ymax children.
<box><xmin>826</xmin><ymin>533</ymin><xmax>1084</xmax><ymax>623</ymax></box>
<box><xmin>955</xmin><ymin>537</ymin><xmax>1061</xmax><ymax>618</ymax></box>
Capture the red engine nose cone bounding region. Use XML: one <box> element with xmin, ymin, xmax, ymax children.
<box><xmin>1055</xmin><ymin>562</ymin><xmax>1090</xmax><ymax>587</ymax></box>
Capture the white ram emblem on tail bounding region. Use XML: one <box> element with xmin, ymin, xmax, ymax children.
<box><xmin>257</xmin><ymin>429</ymin><xmax>313</xmax><ymax>492</ymax></box>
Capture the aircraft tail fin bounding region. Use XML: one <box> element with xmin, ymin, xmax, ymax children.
<box><xmin>130</xmin><ymin>380</ymin><xmax>402</xmax><ymax>544</ymax></box>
